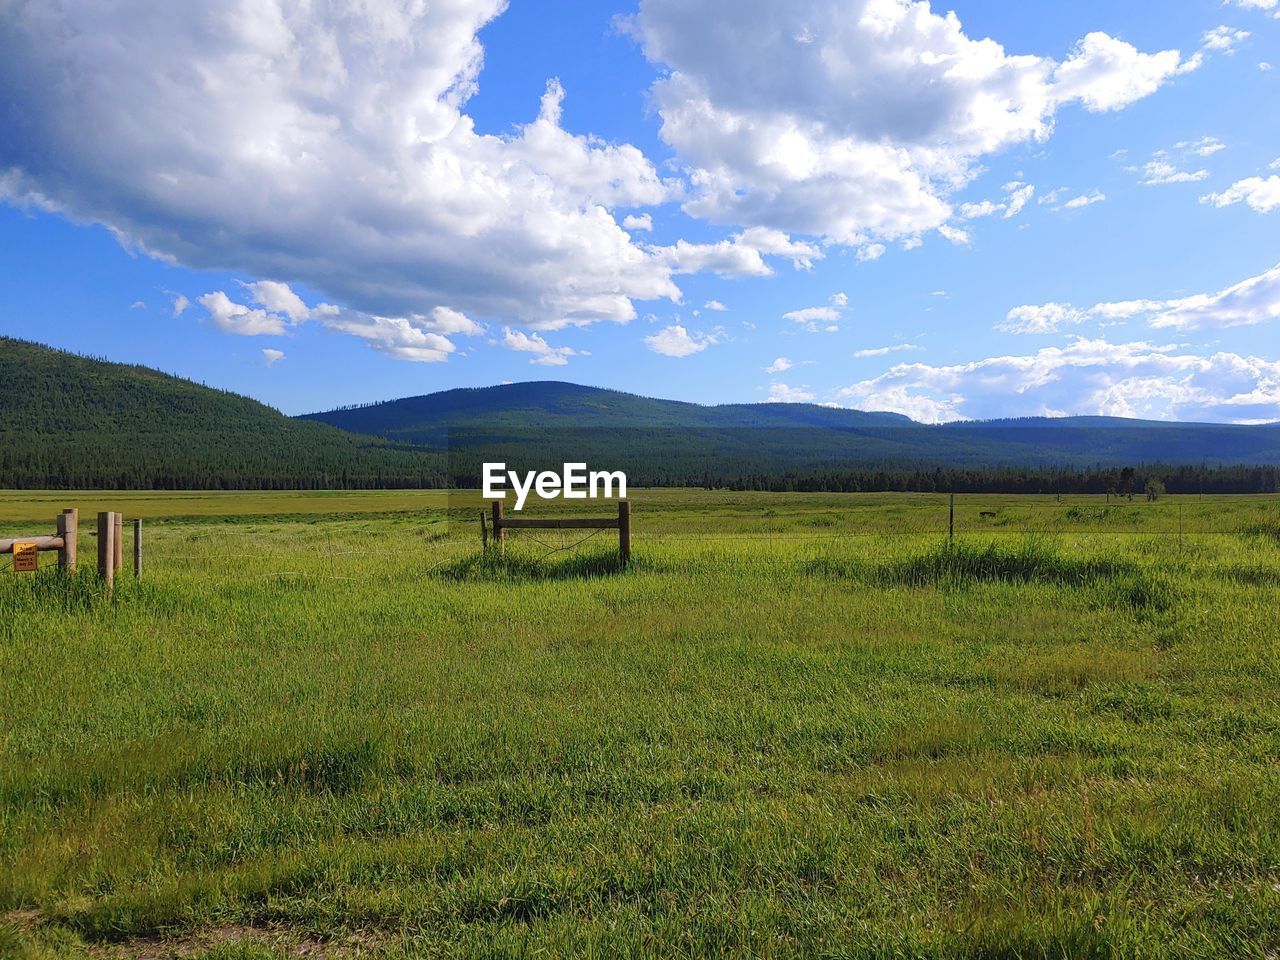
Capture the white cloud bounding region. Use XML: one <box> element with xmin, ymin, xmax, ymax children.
<box><xmin>0</xmin><ymin>1</ymin><xmax>702</xmax><ymax>353</ymax></box>
<box><xmin>1135</xmin><ymin>138</ymin><xmax>1225</xmax><ymax>185</ymax></box>
<box><xmin>1000</xmin><ymin>262</ymin><xmax>1280</xmax><ymax>333</ymax></box>
<box><xmin>836</xmin><ymin>339</ymin><xmax>1280</xmax><ymax>423</ymax></box>
<box><xmin>703</xmin><ymin>299</ymin><xmax>728</xmax><ymax>312</ymax></box>
<box><xmin>1178</xmin><ymin>136</ymin><xmax>1226</xmax><ymax>157</ymax></box>
<box><xmin>426</xmin><ymin>307</ymin><xmax>486</xmax><ymax>336</ymax></box>
<box><xmin>1227</xmin><ymin>0</ymin><xmax>1277</xmax><ymax>10</ymax></box>
<box><xmin>856</xmin><ymin>243</ymin><xmax>886</xmax><ymax>262</ymax></box>
<box><xmin>853</xmin><ymin>343</ymin><xmax>923</xmax><ymax>358</ymax></box>
<box><xmin>630</xmin><ymin>1</ymin><xmax>1195</xmax><ymax>249</ymax></box>
<box><xmin>129</xmin><ymin>300</ymin><xmax>145</xmax><ymax>310</ymax></box>
<box><xmin>1050</xmin><ymin>32</ymin><xmax>1195</xmax><ymax>112</ymax></box>
<box><xmin>999</xmin><ymin>303</ymin><xmax>1088</xmax><ymax>335</ymax></box>
<box><xmin>242</xmin><ymin>280</ymin><xmax>310</xmax><ymax>323</ymax></box>
<box><xmin>199</xmin><ymin>291</ymin><xmax>289</xmax><ymax>337</ymax></box>
<box><xmin>652</xmin><ymin>228</ymin><xmax>822</xmax><ymax>277</ymax></box>
<box><xmin>501</xmin><ymin>327</ymin><xmax>578</xmax><ymax>366</ymax></box>
<box><xmin>171</xmin><ymin>294</ymin><xmax>189</xmax><ymax>318</ymax></box>
<box><xmin>262</xmin><ymin>348</ymin><xmax>286</xmax><ymax>366</ymax></box>
<box><xmin>644</xmin><ymin>323</ymin><xmax>718</xmax><ymax>357</ymax></box>
<box><xmin>1201</xmin><ymin>26</ymin><xmax>1251</xmax><ymax>53</ymax></box>
<box><xmin>1061</xmin><ymin>190</ymin><xmax>1106</xmax><ymax>209</ymax></box>
<box><xmin>765</xmin><ymin>357</ymin><xmax>794</xmax><ymax>373</ymax></box>
<box><xmin>957</xmin><ymin>181</ymin><xmax>1036</xmax><ymax>221</ymax></box>
<box><xmin>623</xmin><ymin>213</ymin><xmax>654</xmax><ymax>232</ymax></box>
<box><xmin>1202</xmin><ymin>176</ymin><xmax>1280</xmax><ymax>213</ymax></box>
<box><xmin>324</xmin><ymin>313</ymin><xmax>457</xmax><ymax>363</ymax></box>
<box><xmin>937</xmin><ymin>224</ymin><xmax>972</xmax><ymax>245</ymax></box>
<box><xmin>1141</xmin><ymin>160</ymin><xmax>1208</xmax><ymax>185</ymax></box>
<box><xmin>767</xmin><ymin>382</ymin><xmax>816</xmax><ymax>403</ymax></box>
<box><xmin>784</xmin><ymin>291</ymin><xmax>848</xmax><ymax>331</ymax></box>
<box><xmin>198</xmin><ymin>281</ymin><xmax>484</xmax><ymax>361</ymax></box>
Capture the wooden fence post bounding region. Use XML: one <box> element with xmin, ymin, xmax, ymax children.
<box><xmin>492</xmin><ymin>499</ymin><xmax>505</xmax><ymax>556</ymax></box>
<box><xmin>57</xmin><ymin>508</ymin><xmax>78</xmax><ymax>572</ymax></box>
<box><xmin>97</xmin><ymin>511</ymin><xmax>115</xmax><ymax>593</ymax></box>
<box><xmin>618</xmin><ymin>499</ymin><xmax>632</xmax><ymax>564</ymax></box>
<box><xmin>113</xmin><ymin>513</ymin><xmax>124</xmax><ymax>575</ymax></box>
<box><xmin>133</xmin><ymin>518</ymin><xmax>142</xmax><ymax>579</ymax></box>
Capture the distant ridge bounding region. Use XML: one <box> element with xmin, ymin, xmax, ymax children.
<box><xmin>302</xmin><ymin>380</ymin><xmax>1280</xmax><ymax>473</ymax></box>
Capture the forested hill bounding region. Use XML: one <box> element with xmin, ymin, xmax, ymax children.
<box><xmin>0</xmin><ymin>338</ymin><xmax>443</xmax><ymax>489</ymax></box>
<box><xmin>4</xmin><ymin>341</ymin><xmax>1279</xmax><ymax>491</ymax></box>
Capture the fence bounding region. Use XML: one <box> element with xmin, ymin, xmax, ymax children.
<box><xmin>484</xmin><ymin>499</ymin><xmax>631</xmax><ymax>563</ymax></box>
<box><xmin>2</xmin><ymin>508</ymin><xmax>141</xmax><ymax>592</ymax></box>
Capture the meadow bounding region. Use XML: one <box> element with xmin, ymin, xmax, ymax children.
<box><xmin>1</xmin><ymin>490</ymin><xmax>1279</xmax><ymax>958</ymax></box>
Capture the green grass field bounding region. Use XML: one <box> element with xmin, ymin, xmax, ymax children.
<box><xmin>2</xmin><ymin>490</ymin><xmax>1279</xmax><ymax>958</ymax></box>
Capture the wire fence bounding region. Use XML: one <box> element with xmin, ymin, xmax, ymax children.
<box><xmin>3</xmin><ymin>495</ymin><xmax>1277</xmax><ymax>582</ymax></box>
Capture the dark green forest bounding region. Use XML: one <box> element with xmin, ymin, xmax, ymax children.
<box><xmin>3</xmin><ymin>338</ymin><xmax>1279</xmax><ymax>491</ymax></box>
<box><xmin>0</xmin><ymin>338</ymin><xmax>444</xmax><ymax>489</ymax></box>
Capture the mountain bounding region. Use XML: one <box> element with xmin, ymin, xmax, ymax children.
<box><xmin>3</xmin><ymin>341</ymin><xmax>1277</xmax><ymax>492</ymax></box>
<box><xmin>302</xmin><ymin>381</ymin><xmax>913</xmax><ymax>444</ymax></box>
<box><xmin>303</xmin><ymin>381</ymin><xmax>1280</xmax><ymax>484</ymax></box>
<box><xmin>0</xmin><ymin>338</ymin><xmax>443</xmax><ymax>489</ymax></box>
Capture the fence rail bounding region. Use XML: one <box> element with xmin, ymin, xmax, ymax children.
<box><xmin>486</xmin><ymin>499</ymin><xmax>631</xmax><ymax>563</ymax></box>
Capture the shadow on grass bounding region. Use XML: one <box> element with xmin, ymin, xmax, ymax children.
<box><xmin>432</xmin><ymin>547</ymin><xmax>640</xmax><ymax>582</ymax></box>
<box><xmin>807</xmin><ymin>537</ymin><xmax>1178</xmax><ymax>611</ymax></box>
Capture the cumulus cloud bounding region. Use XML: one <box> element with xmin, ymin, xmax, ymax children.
<box><xmin>703</xmin><ymin>299</ymin><xmax>728</xmax><ymax>312</ymax></box>
<box><xmin>323</xmin><ymin>313</ymin><xmax>457</xmax><ymax>363</ymax></box>
<box><xmin>199</xmin><ymin>291</ymin><xmax>289</xmax><ymax>337</ymax></box>
<box><xmin>0</xmin><ymin>0</ymin><xmax>698</xmax><ymax>353</ymax></box>
<box><xmin>198</xmin><ymin>281</ymin><xmax>483</xmax><ymax>362</ymax></box>
<box><xmin>1202</xmin><ymin>176</ymin><xmax>1280</xmax><ymax>213</ymax></box>
<box><xmin>767</xmin><ymin>383</ymin><xmax>816</xmax><ymax>403</ymax></box>
<box><xmin>1201</xmin><ymin>26</ymin><xmax>1251</xmax><ymax>53</ymax></box>
<box><xmin>623</xmin><ymin>213</ymin><xmax>654</xmax><ymax>232</ymax></box>
<box><xmin>765</xmin><ymin>357</ymin><xmax>794</xmax><ymax>373</ymax></box>
<box><xmin>783</xmin><ymin>292</ymin><xmax>848</xmax><ymax>331</ymax></box>
<box><xmin>644</xmin><ymin>323</ymin><xmax>718</xmax><ymax>357</ymax></box>
<box><xmin>1000</xmin><ymin>262</ymin><xmax>1280</xmax><ymax>333</ymax></box>
<box><xmin>836</xmin><ymin>339</ymin><xmax>1280</xmax><ymax>423</ymax></box>
<box><xmin>171</xmin><ymin>294</ymin><xmax>189</xmax><ymax>318</ymax></box>
<box><xmin>262</xmin><ymin>348</ymin><xmax>286</xmax><ymax>366</ymax></box>
<box><xmin>630</xmin><ymin>1</ymin><xmax>1196</xmax><ymax>248</ymax></box>
<box><xmin>652</xmin><ymin>228</ymin><xmax>822</xmax><ymax>278</ymax></box>
<box><xmin>501</xmin><ymin>328</ymin><xmax>579</xmax><ymax>366</ymax></box>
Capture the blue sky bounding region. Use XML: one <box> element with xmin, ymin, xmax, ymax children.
<box><xmin>1</xmin><ymin>0</ymin><xmax>1278</xmax><ymax>421</ymax></box>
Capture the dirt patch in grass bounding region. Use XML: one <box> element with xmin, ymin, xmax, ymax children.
<box><xmin>4</xmin><ymin>912</ymin><xmax>382</xmax><ymax>959</ymax></box>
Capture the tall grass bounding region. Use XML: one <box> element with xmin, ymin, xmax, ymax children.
<box><xmin>2</xmin><ymin>491</ymin><xmax>1279</xmax><ymax>958</ymax></box>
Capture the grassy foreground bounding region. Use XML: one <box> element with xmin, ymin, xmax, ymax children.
<box><xmin>2</xmin><ymin>491</ymin><xmax>1279</xmax><ymax>958</ymax></box>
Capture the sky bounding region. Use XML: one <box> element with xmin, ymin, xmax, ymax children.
<box><xmin>1</xmin><ymin>0</ymin><xmax>1278</xmax><ymax>423</ymax></box>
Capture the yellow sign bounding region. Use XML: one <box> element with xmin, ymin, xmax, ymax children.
<box><xmin>13</xmin><ymin>541</ymin><xmax>38</xmax><ymax>573</ymax></box>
